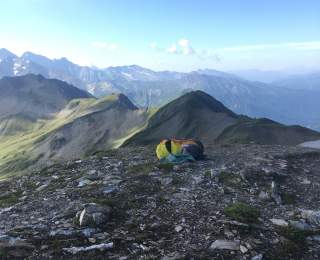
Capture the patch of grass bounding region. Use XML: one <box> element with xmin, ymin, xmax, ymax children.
<box><xmin>269</xmin><ymin>240</ymin><xmax>305</xmax><ymax>260</ymax></box>
<box><xmin>270</xmin><ymin>226</ymin><xmax>315</xmax><ymax>259</ymax></box>
<box><xmin>127</xmin><ymin>163</ymin><xmax>154</xmax><ymax>176</ymax></box>
<box><xmin>0</xmin><ymin>191</ymin><xmax>22</xmax><ymax>208</ymax></box>
<box><xmin>23</xmin><ymin>181</ymin><xmax>38</xmax><ymax>190</ymax></box>
<box><xmin>0</xmin><ymin>95</ymin><xmax>123</xmax><ymax>176</ymax></box>
<box><xmin>158</xmin><ymin>163</ymin><xmax>174</xmax><ymax>172</ymax></box>
<box><xmin>277</xmin><ymin>226</ymin><xmax>312</xmax><ymax>244</ymax></box>
<box><xmin>91</xmin><ymin>149</ymin><xmax>118</xmax><ymax>158</ymax></box>
<box><xmin>219</xmin><ymin>171</ymin><xmax>242</xmax><ymax>187</ymax></box>
<box><xmin>224</xmin><ymin>202</ymin><xmax>260</xmax><ymax>223</ymax></box>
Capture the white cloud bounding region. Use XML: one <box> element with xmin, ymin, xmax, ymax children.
<box><xmin>167</xmin><ymin>44</ymin><xmax>178</xmax><ymax>54</ymax></box>
<box><xmin>91</xmin><ymin>41</ymin><xmax>118</xmax><ymax>51</ymax></box>
<box><xmin>178</xmin><ymin>39</ymin><xmax>189</xmax><ymax>48</ymax></box>
<box><xmin>163</xmin><ymin>39</ymin><xmax>196</xmax><ymax>56</ymax></box>
<box><xmin>150</xmin><ymin>38</ymin><xmax>220</xmax><ymax>62</ymax></box>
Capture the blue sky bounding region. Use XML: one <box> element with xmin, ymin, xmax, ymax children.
<box><xmin>0</xmin><ymin>0</ymin><xmax>319</xmax><ymax>71</ymax></box>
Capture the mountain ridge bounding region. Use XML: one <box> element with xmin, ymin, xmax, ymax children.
<box><xmin>1</xmin><ymin>48</ymin><xmax>320</xmax><ymax>130</ymax></box>
<box><xmin>125</xmin><ymin>90</ymin><xmax>320</xmax><ymax>146</ymax></box>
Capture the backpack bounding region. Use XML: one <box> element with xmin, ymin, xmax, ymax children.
<box><xmin>156</xmin><ymin>139</ymin><xmax>204</xmax><ymax>160</ymax></box>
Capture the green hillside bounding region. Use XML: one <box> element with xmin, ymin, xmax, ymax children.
<box><xmin>0</xmin><ymin>94</ymin><xmax>147</xmax><ymax>177</ymax></box>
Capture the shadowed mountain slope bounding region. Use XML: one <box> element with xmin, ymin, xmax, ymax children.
<box><xmin>31</xmin><ymin>93</ymin><xmax>147</xmax><ymax>162</ymax></box>
<box><xmin>126</xmin><ymin>91</ymin><xmax>320</xmax><ymax>146</ymax></box>
<box><xmin>0</xmin><ymin>74</ymin><xmax>92</xmax><ymax>121</ymax></box>
<box><xmin>125</xmin><ymin>91</ymin><xmax>239</xmax><ymax>145</ymax></box>
<box><xmin>215</xmin><ymin>118</ymin><xmax>320</xmax><ymax>145</ymax></box>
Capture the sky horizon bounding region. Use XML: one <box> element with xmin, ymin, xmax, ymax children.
<box><xmin>1</xmin><ymin>0</ymin><xmax>319</xmax><ymax>72</ymax></box>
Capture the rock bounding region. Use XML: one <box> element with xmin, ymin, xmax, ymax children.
<box><xmin>210</xmin><ymin>169</ymin><xmax>220</xmax><ymax>178</ymax></box>
<box><xmin>81</xmin><ymin>228</ymin><xmax>97</xmax><ymax>237</ymax></box>
<box><xmin>173</xmin><ymin>165</ymin><xmax>181</xmax><ymax>171</ymax></box>
<box><xmin>92</xmin><ymin>212</ymin><xmax>107</xmax><ymax>226</ymax></box>
<box><xmin>36</xmin><ymin>184</ymin><xmax>49</xmax><ymax>192</ymax></box>
<box><xmin>88</xmin><ymin>237</ymin><xmax>96</xmax><ymax>243</ymax></box>
<box><xmin>251</xmin><ymin>254</ymin><xmax>263</xmax><ymax>260</ymax></box>
<box><xmin>0</xmin><ymin>235</ymin><xmax>35</xmax><ymax>257</ymax></box>
<box><xmin>161</xmin><ymin>253</ymin><xmax>183</xmax><ymax>260</ymax></box>
<box><xmin>240</xmin><ymin>245</ymin><xmax>248</xmax><ymax>253</ymax></box>
<box><xmin>224</xmin><ymin>229</ymin><xmax>234</xmax><ymax>239</ymax></box>
<box><xmin>159</xmin><ymin>177</ymin><xmax>173</xmax><ymax>186</ymax></box>
<box><xmin>103</xmin><ymin>186</ymin><xmax>119</xmax><ymax>194</ymax></box>
<box><xmin>301</xmin><ymin>210</ymin><xmax>320</xmax><ymax>227</ymax></box>
<box><xmin>209</xmin><ymin>240</ymin><xmax>240</xmax><ymax>250</ymax></box>
<box><xmin>258</xmin><ymin>191</ymin><xmax>270</xmax><ymax>201</ymax></box>
<box><xmin>301</xmin><ymin>178</ymin><xmax>311</xmax><ymax>185</ymax></box>
<box><xmin>289</xmin><ymin>220</ymin><xmax>313</xmax><ymax>231</ymax></box>
<box><xmin>192</xmin><ymin>175</ymin><xmax>203</xmax><ymax>185</ymax></box>
<box><xmin>77</xmin><ymin>179</ymin><xmax>92</xmax><ymax>187</ymax></box>
<box><xmin>307</xmin><ymin>235</ymin><xmax>320</xmax><ymax>242</ymax></box>
<box><xmin>87</xmin><ymin>170</ymin><xmax>97</xmax><ymax>175</ymax></box>
<box><xmin>49</xmin><ymin>229</ymin><xmax>75</xmax><ymax>237</ymax></box>
<box><xmin>86</xmin><ymin>175</ymin><xmax>101</xmax><ymax>181</ymax></box>
<box><xmin>93</xmin><ymin>232</ymin><xmax>108</xmax><ymax>240</ymax></box>
<box><xmin>63</xmin><ymin>242</ymin><xmax>114</xmax><ymax>254</ymax></box>
<box><xmin>76</xmin><ymin>203</ymin><xmax>112</xmax><ymax>227</ymax></box>
<box><xmin>174</xmin><ymin>225</ymin><xmax>183</xmax><ymax>232</ymax></box>
<box><xmin>270</xmin><ymin>218</ymin><xmax>288</xmax><ymax>227</ymax></box>
<box><xmin>271</xmin><ymin>181</ymin><xmax>282</xmax><ymax>205</ymax></box>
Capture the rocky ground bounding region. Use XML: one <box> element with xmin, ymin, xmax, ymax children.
<box><xmin>1</xmin><ymin>144</ymin><xmax>320</xmax><ymax>259</ymax></box>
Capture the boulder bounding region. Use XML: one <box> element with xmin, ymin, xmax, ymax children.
<box><xmin>76</xmin><ymin>203</ymin><xmax>112</xmax><ymax>227</ymax></box>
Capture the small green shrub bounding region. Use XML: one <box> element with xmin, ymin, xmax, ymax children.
<box><xmin>224</xmin><ymin>202</ymin><xmax>260</xmax><ymax>223</ymax></box>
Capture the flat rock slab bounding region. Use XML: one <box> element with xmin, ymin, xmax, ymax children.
<box><xmin>210</xmin><ymin>239</ymin><xmax>240</xmax><ymax>250</ymax></box>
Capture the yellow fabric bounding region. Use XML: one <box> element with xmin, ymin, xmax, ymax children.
<box><xmin>171</xmin><ymin>140</ymin><xmax>182</xmax><ymax>154</ymax></box>
<box><xmin>156</xmin><ymin>139</ymin><xmax>198</xmax><ymax>159</ymax></box>
<box><xmin>156</xmin><ymin>141</ymin><xmax>170</xmax><ymax>159</ymax></box>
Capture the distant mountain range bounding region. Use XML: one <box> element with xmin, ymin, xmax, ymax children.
<box><xmin>0</xmin><ymin>75</ymin><xmax>319</xmax><ymax>176</ymax></box>
<box><xmin>0</xmin><ymin>48</ymin><xmax>320</xmax><ymax>130</ymax></box>
<box><xmin>273</xmin><ymin>72</ymin><xmax>320</xmax><ymax>91</ymax></box>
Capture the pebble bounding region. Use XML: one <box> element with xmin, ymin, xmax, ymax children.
<box><xmin>174</xmin><ymin>225</ymin><xmax>183</xmax><ymax>232</ymax></box>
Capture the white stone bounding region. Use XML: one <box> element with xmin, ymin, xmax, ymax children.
<box><xmin>270</xmin><ymin>218</ymin><xmax>288</xmax><ymax>227</ymax></box>
<box><xmin>210</xmin><ymin>240</ymin><xmax>240</xmax><ymax>250</ymax></box>
<box><xmin>240</xmin><ymin>245</ymin><xmax>248</xmax><ymax>253</ymax></box>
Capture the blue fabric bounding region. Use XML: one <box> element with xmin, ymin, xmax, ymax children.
<box><xmin>159</xmin><ymin>153</ymin><xmax>195</xmax><ymax>164</ymax></box>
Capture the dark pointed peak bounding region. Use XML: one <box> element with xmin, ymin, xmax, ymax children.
<box><xmin>169</xmin><ymin>90</ymin><xmax>237</xmax><ymax>117</ymax></box>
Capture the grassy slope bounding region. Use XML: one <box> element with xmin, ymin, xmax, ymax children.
<box><xmin>0</xmin><ymin>95</ymin><xmax>123</xmax><ymax>177</ymax></box>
